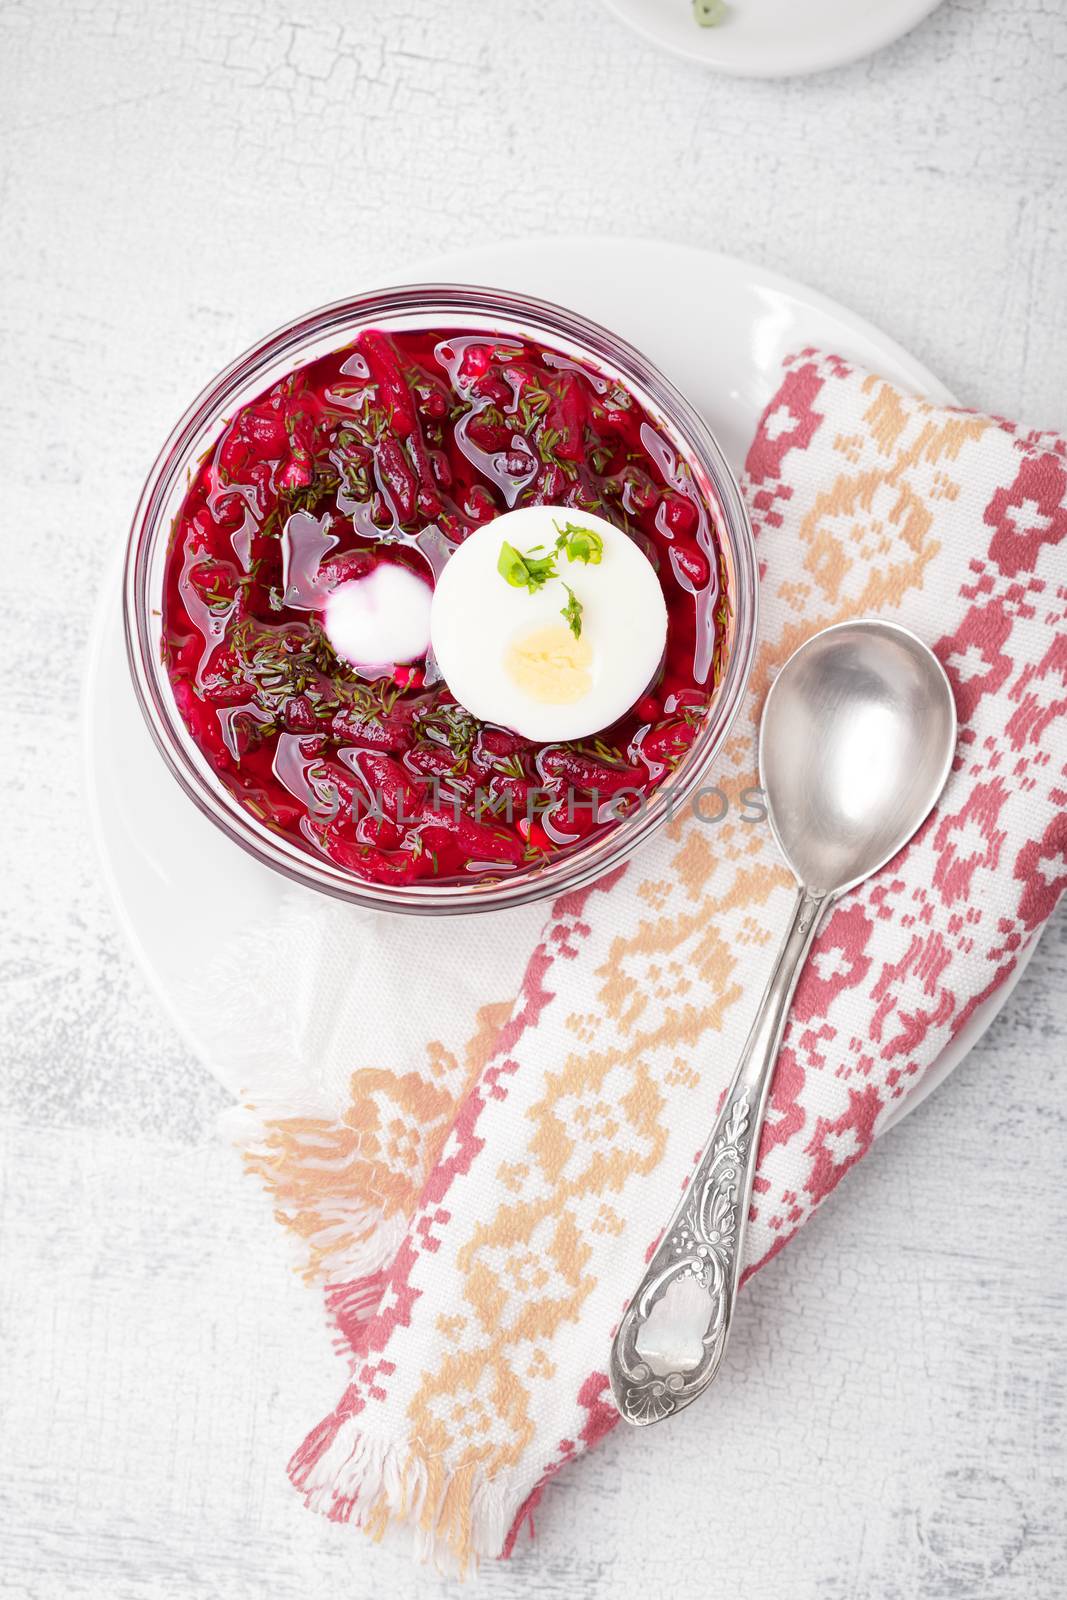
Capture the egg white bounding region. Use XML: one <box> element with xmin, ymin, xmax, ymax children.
<box><xmin>429</xmin><ymin>506</ymin><xmax>668</xmax><ymax>741</ymax></box>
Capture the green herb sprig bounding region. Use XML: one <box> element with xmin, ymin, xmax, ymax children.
<box><xmin>495</xmin><ymin>520</ymin><xmax>605</xmax><ymax>638</ymax></box>
<box><xmin>555</xmin><ymin>521</ymin><xmax>603</xmax><ymax>566</ymax></box>
<box><xmin>496</xmin><ymin>541</ymin><xmax>558</xmax><ymax>594</ymax></box>
<box><xmin>559</xmin><ymin>585</ymin><xmax>583</xmax><ymax>640</ymax></box>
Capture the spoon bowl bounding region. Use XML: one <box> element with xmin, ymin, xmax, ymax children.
<box><xmin>760</xmin><ymin>619</ymin><xmax>958</xmax><ymax>896</ymax></box>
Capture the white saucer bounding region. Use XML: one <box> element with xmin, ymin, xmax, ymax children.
<box><xmin>82</xmin><ymin>235</ymin><xmax>1036</xmax><ymax>1089</ymax></box>
<box><xmin>602</xmin><ymin>0</ymin><xmax>944</xmax><ymax>77</ymax></box>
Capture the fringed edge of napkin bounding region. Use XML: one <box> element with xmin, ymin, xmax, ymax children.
<box><xmin>289</xmin><ymin>1418</ymin><xmax>518</xmax><ymax>1571</ymax></box>
<box><xmin>219</xmin><ymin>987</ymin><xmax>518</xmax><ymax>1292</ymax></box>
<box><xmin>228</xmin><ymin>1097</ymin><xmax>416</xmax><ymax>1286</ymax></box>
<box><xmin>286</xmin><ymin>1362</ymin><xmax>621</xmax><ymax>1570</ymax></box>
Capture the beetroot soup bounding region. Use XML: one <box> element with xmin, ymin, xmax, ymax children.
<box><xmin>161</xmin><ymin>325</ymin><xmax>729</xmax><ymax>886</ymax></box>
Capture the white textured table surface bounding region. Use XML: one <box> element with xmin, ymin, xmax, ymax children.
<box><xmin>2</xmin><ymin>1</ymin><xmax>1065</xmax><ymax>1596</ymax></box>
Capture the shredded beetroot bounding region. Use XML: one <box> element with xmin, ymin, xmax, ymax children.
<box><xmin>162</xmin><ymin>325</ymin><xmax>729</xmax><ymax>885</ymax></box>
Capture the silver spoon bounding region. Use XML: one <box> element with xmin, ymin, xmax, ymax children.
<box><xmin>609</xmin><ymin>618</ymin><xmax>957</xmax><ymax>1427</ymax></box>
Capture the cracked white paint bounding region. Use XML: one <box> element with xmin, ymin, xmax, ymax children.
<box><xmin>0</xmin><ymin>0</ymin><xmax>1065</xmax><ymax>1595</ymax></box>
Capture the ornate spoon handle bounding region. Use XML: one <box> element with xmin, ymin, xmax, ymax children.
<box><xmin>609</xmin><ymin>884</ymin><xmax>831</xmax><ymax>1426</ymax></box>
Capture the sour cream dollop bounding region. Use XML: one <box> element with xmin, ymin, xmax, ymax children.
<box><xmin>323</xmin><ymin>562</ymin><xmax>432</xmax><ymax>673</ymax></box>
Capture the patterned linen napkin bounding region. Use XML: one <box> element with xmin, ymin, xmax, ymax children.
<box><xmin>214</xmin><ymin>352</ymin><xmax>1066</xmax><ymax>1566</ymax></box>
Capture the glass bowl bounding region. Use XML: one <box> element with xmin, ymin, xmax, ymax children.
<box><xmin>124</xmin><ymin>283</ymin><xmax>757</xmax><ymax>915</ymax></box>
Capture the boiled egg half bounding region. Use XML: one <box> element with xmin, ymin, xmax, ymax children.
<box><xmin>430</xmin><ymin>506</ymin><xmax>667</xmax><ymax>742</ymax></box>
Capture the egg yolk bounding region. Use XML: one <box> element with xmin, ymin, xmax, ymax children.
<box><xmin>505</xmin><ymin>624</ymin><xmax>593</xmax><ymax>705</ymax></box>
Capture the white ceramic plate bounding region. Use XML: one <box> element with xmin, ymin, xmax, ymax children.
<box><xmin>602</xmin><ymin>0</ymin><xmax>944</xmax><ymax>77</ymax></box>
<box><xmin>83</xmin><ymin>235</ymin><xmax>1036</xmax><ymax>1085</ymax></box>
